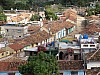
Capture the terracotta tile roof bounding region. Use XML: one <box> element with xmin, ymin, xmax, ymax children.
<box><xmin>79</xmin><ymin>24</ymin><xmax>100</xmax><ymax>35</ymax></box>
<box><xmin>28</xmin><ymin>25</ymin><xmax>40</xmax><ymax>34</ymax></box>
<box><xmin>86</xmin><ymin>67</ymin><xmax>100</xmax><ymax>75</ymax></box>
<box><xmin>11</xmin><ymin>16</ymin><xmax>23</xmax><ymax>22</ymax></box>
<box><xmin>8</xmin><ymin>43</ymin><xmax>24</xmax><ymax>51</ymax></box>
<box><xmin>24</xmin><ymin>30</ymin><xmax>50</xmax><ymax>44</ymax></box>
<box><xmin>43</xmin><ymin>21</ymin><xmax>75</xmax><ymax>34</ymax></box>
<box><xmin>58</xmin><ymin>60</ymin><xmax>84</xmax><ymax>70</ymax></box>
<box><xmin>18</xmin><ymin>40</ymin><xmax>30</xmax><ymax>47</ymax></box>
<box><xmin>11</xmin><ymin>13</ymin><xmax>31</xmax><ymax>22</ymax></box>
<box><xmin>63</xmin><ymin>9</ymin><xmax>77</xmax><ymax>22</ymax></box>
<box><xmin>86</xmin><ymin>49</ymin><xmax>100</xmax><ymax>62</ymax></box>
<box><xmin>0</xmin><ymin>57</ymin><xmax>26</xmax><ymax>72</ymax></box>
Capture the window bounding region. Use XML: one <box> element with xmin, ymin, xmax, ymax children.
<box><xmin>90</xmin><ymin>45</ymin><xmax>95</xmax><ymax>47</ymax></box>
<box><xmin>83</xmin><ymin>45</ymin><xmax>88</xmax><ymax>47</ymax></box>
<box><xmin>71</xmin><ymin>71</ymin><xmax>78</xmax><ymax>75</ymax></box>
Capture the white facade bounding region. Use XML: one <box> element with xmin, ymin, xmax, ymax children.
<box><xmin>81</xmin><ymin>44</ymin><xmax>97</xmax><ymax>49</ymax></box>
<box><xmin>0</xmin><ymin>43</ymin><xmax>6</xmax><ymax>49</ymax></box>
<box><xmin>87</xmin><ymin>62</ymin><xmax>100</xmax><ymax>69</ymax></box>
<box><xmin>80</xmin><ymin>38</ymin><xmax>97</xmax><ymax>49</ymax></box>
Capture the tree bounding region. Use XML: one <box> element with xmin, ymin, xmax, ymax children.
<box><xmin>14</xmin><ymin>2</ymin><xmax>30</xmax><ymax>10</ymax></box>
<box><xmin>0</xmin><ymin>13</ymin><xmax>7</xmax><ymax>21</ymax></box>
<box><xmin>0</xmin><ymin>0</ymin><xmax>15</xmax><ymax>10</ymax></box>
<box><xmin>18</xmin><ymin>51</ymin><xmax>59</xmax><ymax>75</ymax></box>
<box><xmin>45</xmin><ymin>6</ymin><xmax>58</xmax><ymax>20</ymax></box>
<box><xmin>0</xmin><ymin>6</ymin><xmax>3</xmax><ymax>13</ymax></box>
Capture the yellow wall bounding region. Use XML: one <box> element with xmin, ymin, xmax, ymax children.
<box><xmin>0</xmin><ymin>51</ymin><xmax>10</xmax><ymax>58</ymax></box>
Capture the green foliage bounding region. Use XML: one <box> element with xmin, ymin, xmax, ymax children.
<box><xmin>18</xmin><ymin>51</ymin><xmax>59</xmax><ymax>75</ymax></box>
<box><xmin>0</xmin><ymin>13</ymin><xmax>7</xmax><ymax>21</ymax></box>
<box><xmin>0</xmin><ymin>6</ymin><xmax>3</xmax><ymax>13</ymax></box>
<box><xmin>45</xmin><ymin>6</ymin><xmax>58</xmax><ymax>20</ymax></box>
<box><xmin>30</xmin><ymin>14</ymin><xmax>41</xmax><ymax>21</ymax></box>
<box><xmin>86</xmin><ymin>3</ymin><xmax>100</xmax><ymax>16</ymax></box>
<box><xmin>14</xmin><ymin>2</ymin><xmax>30</xmax><ymax>10</ymax></box>
<box><xmin>0</xmin><ymin>0</ymin><xmax>15</xmax><ymax>10</ymax></box>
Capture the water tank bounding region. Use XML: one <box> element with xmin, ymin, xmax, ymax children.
<box><xmin>83</xmin><ymin>34</ymin><xmax>88</xmax><ymax>39</ymax></box>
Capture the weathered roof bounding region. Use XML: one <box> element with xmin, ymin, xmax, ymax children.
<box><xmin>86</xmin><ymin>49</ymin><xmax>100</xmax><ymax>62</ymax></box>
<box><xmin>86</xmin><ymin>67</ymin><xmax>100</xmax><ymax>75</ymax></box>
<box><xmin>28</xmin><ymin>25</ymin><xmax>40</xmax><ymax>34</ymax></box>
<box><xmin>58</xmin><ymin>60</ymin><xmax>84</xmax><ymax>70</ymax></box>
<box><xmin>43</xmin><ymin>21</ymin><xmax>75</xmax><ymax>34</ymax></box>
<box><xmin>0</xmin><ymin>57</ymin><xmax>26</xmax><ymax>72</ymax></box>
<box><xmin>24</xmin><ymin>30</ymin><xmax>50</xmax><ymax>44</ymax></box>
<box><xmin>80</xmin><ymin>24</ymin><xmax>100</xmax><ymax>35</ymax></box>
<box><xmin>8</xmin><ymin>43</ymin><xmax>24</xmax><ymax>51</ymax></box>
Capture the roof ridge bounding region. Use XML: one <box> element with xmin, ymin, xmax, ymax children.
<box><xmin>88</xmin><ymin>48</ymin><xmax>100</xmax><ymax>60</ymax></box>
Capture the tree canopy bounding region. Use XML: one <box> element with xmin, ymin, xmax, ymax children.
<box><xmin>0</xmin><ymin>13</ymin><xmax>7</xmax><ymax>21</ymax></box>
<box><xmin>86</xmin><ymin>3</ymin><xmax>100</xmax><ymax>16</ymax></box>
<box><xmin>45</xmin><ymin>6</ymin><xmax>58</xmax><ymax>20</ymax></box>
<box><xmin>18</xmin><ymin>51</ymin><xmax>59</xmax><ymax>75</ymax></box>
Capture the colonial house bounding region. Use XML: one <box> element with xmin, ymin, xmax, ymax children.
<box><xmin>58</xmin><ymin>48</ymin><xmax>85</xmax><ymax>75</ymax></box>
<box><xmin>63</xmin><ymin>9</ymin><xmax>77</xmax><ymax>24</ymax></box>
<box><xmin>42</xmin><ymin>21</ymin><xmax>75</xmax><ymax>41</ymax></box>
<box><xmin>23</xmin><ymin>30</ymin><xmax>51</xmax><ymax>47</ymax></box>
<box><xmin>8</xmin><ymin>43</ymin><xmax>24</xmax><ymax>57</ymax></box>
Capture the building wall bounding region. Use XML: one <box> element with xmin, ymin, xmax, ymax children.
<box><xmin>6</xmin><ymin>47</ymin><xmax>15</xmax><ymax>54</ymax></box>
<box><xmin>0</xmin><ymin>51</ymin><xmax>10</xmax><ymax>58</ymax></box>
<box><xmin>0</xmin><ymin>43</ymin><xmax>6</xmax><ymax>49</ymax></box>
<box><xmin>1</xmin><ymin>26</ymin><xmax>28</xmax><ymax>38</ymax></box>
<box><xmin>87</xmin><ymin>62</ymin><xmax>100</xmax><ymax>69</ymax></box>
<box><xmin>81</xmin><ymin>44</ymin><xmax>97</xmax><ymax>49</ymax></box>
